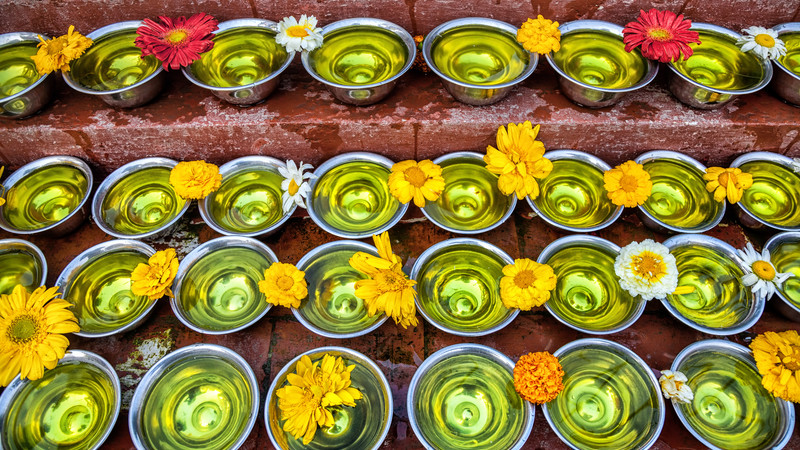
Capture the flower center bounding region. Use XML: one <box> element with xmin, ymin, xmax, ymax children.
<box><xmin>755</xmin><ymin>33</ymin><xmax>776</xmax><ymax>48</ymax></box>
<box><xmin>778</xmin><ymin>349</ymin><xmax>800</xmax><ymax>371</ymax></box>
<box><xmin>377</xmin><ymin>269</ymin><xmax>406</xmax><ymax>289</ymax></box>
<box><xmin>286</xmin><ymin>25</ymin><xmax>310</xmax><ymax>38</ymax></box>
<box><xmin>165</xmin><ymin>29</ymin><xmax>189</xmax><ymax>45</ymax></box>
<box><xmin>7</xmin><ymin>315</ymin><xmax>40</xmax><ymax>344</ymax></box>
<box><xmin>718</xmin><ymin>172</ymin><xmax>731</xmax><ymax>187</ymax></box>
<box><xmin>619</xmin><ymin>174</ymin><xmax>640</xmax><ymax>192</ymax></box>
<box><xmin>288</xmin><ymin>179</ymin><xmax>300</xmax><ymax>196</ymax></box>
<box><xmin>647</xmin><ymin>28</ymin><xmax>673</xmax><ymax>41</ymax></box>
<box><xmin>404</xmin><ymin>167</ymin><xmax>428</xmax><ymax>188</ymax></box>
<box><xmin>631</xmin><ymin>251</ymin><xmax>667</xmax><ymax>282</ymax></box>
<box><xmin>277</xmin><ymin>275</ymin><xmax>295</xmax><ymax>291</ymax></box>
<box><xmin>751</xmin><ymin>260</ymin><xmax>776</xmax><ymax>281</ymax></box>
<box><xmin>514</xmin><ymin>270</ymin><xmax>536</xmax><ymax>289</ymax></box>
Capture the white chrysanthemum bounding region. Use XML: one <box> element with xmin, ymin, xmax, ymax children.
<box><xmin>737</xmin><ymin>242</ymin><xmax>794</xmax><ymax>302</ymax></box>
<box><xmin>275</xmin><ymin>15</ymin><xmax>324</xmax><ymax>52</ymax></box>
<box><xmin>659</xmin><ymin>370</ymin><xmax>694</xmax><ymax>404</ymax></box>
<box><xmin>279</xmin><ymin>160</ymin><xmax>315</xmax><ymax>213</ymax></box>
<box><xmin>615</xmin><ymin>239</ymin><xmax>679</xmax><ymax>301</ymax></box>
<box><xmin>737</xmin><ymin>26</ymin><xmax>786</xmax><ymax>60</ymax></box>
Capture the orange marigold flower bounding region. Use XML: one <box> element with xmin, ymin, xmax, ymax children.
<box><xmin>513</xmin><ymin>351</ymin><xmax>564</xmax><ymax>404</ymax></box>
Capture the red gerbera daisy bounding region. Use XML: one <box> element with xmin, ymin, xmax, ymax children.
<box><xmin>134</xmin><ymin>13</ymin><xmax>218</xmax><ymax>70</ymax></box>
<box><xmin>622</xmin><ymin>9</ymin><xmax>701</xmax><ymax>63</ymax></box>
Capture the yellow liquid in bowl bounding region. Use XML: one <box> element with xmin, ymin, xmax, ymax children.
<box><xmin>534</xmin><ymin>159</ymin><xmax>616</xmax><ymax>229</ymax></box>
<box><xmin>70</xmin><ymin>29</ymin><xmax>159</xmax><ymax>91</ymax></box>
<box><xmin>190</xmin><ymin>27</ymin><xmax>288</xmax><ymax>87</ymax></box>
<box><xmin>642</xmin><ymin>159</ymin><xmax>722</xmax><ymax>230</ymax></box>
<box><xmin>309</xmin><ymin>26</ymin><xmax>408</xmax><ymax>85</ymax></box>
<box><xmin>739</xmin><ymin>160</ymin><xmax>800</xmax><ymax>228</ymax></box>
<box><xmin>0</xmin><ymin>249</ymin><xmax>42</xmax><ymax>295</ymax></box>
<box><xmin>207</xmin><ymin>168</ymin><xmax>284</xmax><ymax>234</ymax></box>
<box><xmin>553</xmin><ymin>30</ymin><xmax>647</xmax><ymax>89</ymax></box>
<box><xmin>0</xmin><ymin>42</ymin><xmax>41</xmax><ymax>98</ymax></box>
<box><xmin>778</xmin><ymin>32</ymin><xmax>800</xmax><ymax>76</ymax></box>
<box><xmin>671</xmin><ymin>30</ymin><xmax>765</xmax><ymax>91</ymax></box>
<box><xmin>431</xmin><ymin>25</ymin><xmax>529</xmax><ymax>85</ymax></box>
<box><xmin>4</xmin><ymin>165</ymin><xmax>88</xmax><ymax>231</ymax></box>
<box><xmin>770</xmin><ymin>241</ymin><xmax>800</xmax><ymax>308</ymax></box>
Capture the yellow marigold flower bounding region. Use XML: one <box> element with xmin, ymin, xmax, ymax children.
<box><xmin>276</xmin><ymin>353</ymin><xmax>363</xmax><ymax>444</ymax></box>
<box><xmin>258</xmin><ymin>262</ymin><xmax>308</xmax><ymax>308</ymax></box>
<box><xmin>750</xmin><ymin>330</ymin><xmax>800</xmax><ymax>403</ymax></box>
<box><xmin>704</xmin><ymin>167</ymin><xmax>753</xmax><ymax>204</ymax></box>
<box><xmin>500</xmin><ymin>258</ymin><xmax>557</xmax><ymax>310</ymax></box>
<box><xmin>130</xmin><ymin>248</ymin><xmax>179</xmax><ymax>300</ymax></box>
<box><xmin>484</xmin><ymin>121</ymin><xmax>553</xmax><ymax>200</ymax></box>
<box><xmin>31</xmin><ymin>25</ymin><xmax>93</xmax><ymax>75</ymax></box>
<box><xmin>0</xmin><ymin>285</ymin><xmax>80</xmax><ymax>386</ymax></box>
<box><xmin>517</xmin><ymin>15</ymin><xmax>561</xmax><ymax>54</ymax></box>
<box><xmin>388</xmin><ymin>159</ymin><xmax>445</xmax><ymax>207</ymax></box>
<box><xmin>513</xmin><ymin>351</ymin><xmax>564</xmax><ymax>404</ymax></box>
<box><xmin>349</xmin><ymin>232</ymin><xmax>418</xmax><ymax>328</ymax></box>
<box><xmin>169</xmin><ymin>160</ymin><xmax>222</xmax><ymax>200</ymax></box>
<box><xmin>603</xmin><ymin>161</ymin><xmax>653</xmax><ymax>207</ymax></box>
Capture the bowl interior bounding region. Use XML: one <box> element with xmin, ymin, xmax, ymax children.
<box><xmin>205</xmin><ymin>164</ymin><xmax>287</xmax><ymax>234</ymax></box>
<box><xmin>0</xmin><ymin>38</ymin><xmax>43</xmax><ymax>100</ymax></box>
<box><xmin>0</xmin><ymin>241</ymin><xmax>45</xmax><ymax>295</ymax></box>
<box><xmin>3</xmin><ymin>164</ymin><xmax>89</xmax><ymax>232</ymax></box>
<box><xmin>671</xmin><ymin>29</ymin><xmax>765</xmax><ymax>91</ymax></box>
<box><xmin>69</xmin><ymin>28</ymin><xmax>160</xmax><ymax>91</ymax></box>
<box><xmin>737</xmin><ymin>159</ymin><xmax>800</xmax><ymax>229</ymax></box>
<box><xmin>769</xmin><ymin>237</ymin><xmax>800</xmax><ymax>310</ymax></box>
<box><xmin>552</xmin><ymin>29</ymin><xmax>648</xmax><ymax>90</ymax></box>
<box><xmin>776</xmin><ymin>30</ymin><xmax>800</xmax><ymax>76</ymax></box>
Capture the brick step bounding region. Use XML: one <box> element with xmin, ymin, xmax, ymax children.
<box><xmin>2</xmin><ymin>64</ymin><xmax>798</xmax><ymax>173</ymax></box>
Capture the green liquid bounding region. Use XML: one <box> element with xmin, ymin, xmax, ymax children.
<box><xmin>739</xmin><ymin>161</ymin><xmax>800</xmax><ymax>227</ymax></box>
<box><xmin>770</xmin><ymin>241</ymin><xmax>800</xmax><ymax>308</ymax></box>
<box><xmin>190</xmin><ymin>27</ymin><xmax>288</xmax><ymax>88</ymax></box>
<box><xmin>671</xmin><ymin>30</ymin><xmax>764</xmax><ymax>90</ymax></box>
<box><xmin>0</xmin><ymin>42</ymin><xmax>41</xmax><ymax>98</ymax></box>
<box><xmin>70</xmin><ymin>29</ymin><xmax>159</xmax><ymax>91</ymax></box>
<box><xmin>271</xmin><ymin>355</ymin><xmax>389</xmax><ymax>449</ymax></box>
<box><xmin>179</xmin><ymin>246</ymin><xmax>271</xmax><ymax>331</ymax></box>
<box><xmin>667</xmin><ymin>245</ymin><xmax>751</xmax><ymax>328</ymax></box>
<box><xmin>413</xmin><ymin>353</ymin><xmax>525</xmax><ymax>449</ymax></box>
<box><xmin>534</xmin><ymin>159</ymin><xmax>615</xmax><ymax>229</ymax></box>
<box><xmin>65</xmin><ymin>250</ymin><xmax>154</xmax><ymax>334</ymax></box>
<box><xmin>677</xmin><ymin>350</ymin><xmax>782</xmax><ymax>450</ymax></box>
<box><xmin>431</xmin><ymin>25</ymin><xmax>529</xmax><ymax>85</ymax></box>
<box><xmin>101</xmin><ymin>167</ymin><xmax>187</xmax><ymax>236</ymax></box>
<box><xmin>3</xmin><ymin>165</ymin><xmax>88</xmax><ymax>231</ymax></box>
<box><xmin>140</xmin><ymin>356</ymin><xmax>253</xmax><ymax>450</ymax></box>
<box><xmin>0</xmin><ymin>249</ymin><xmax>42</xmax><ymax>294</ymax></box>
<box><xmin>417</xmin><ymin>245</ymin><xmax>511</xmax><ymax>333</ymax></box>
<box><xmin>553</xmin><ymin>31</ymin><xmax>647</xmax><ymax>89</ymax></box>
<box><xmin>207</xmin><ymin>169</ymin><xmax>283</xmax><ymax>234</ymax></box>
<box><xmin>309</xmin><ymin>26</ymin><xmax>408</xmax><ymax>85</ymax></box>
<box><xmin>3</xmin><ymin>360</ymin><xmax>117</xmax><ymax>450</ymax></box>
<box><xmin>311</xmin><ymin>161</ymin><xmax>399</xmax><ymax>235</ymax></box>
<box><xmin>423</xmin><ymin>158</ymin><xmax>512</xmax><ymax>231</ymax></box>
<box><xmin>544</xmin><ymin>243</ymin><xmax>640</xmax><ymax>332</ymax></box>
<box><xmin>777</xmin><ymin>32</ymin><xmax>800</xmax><ymax>76</ymax></box>
<box><xmin>548</xmin><ymin>347</ymin><xmax>660</xmax><ymax>449</ymax></box>
<box><xmin>642</xmin><ymin>159</ymin><xmax>722</xmax><ymax>230</ymax></box>
<box><xmin>297</xmin><ymin>246</ymin><xmax>383</xmax><ymax>335</ymax></box>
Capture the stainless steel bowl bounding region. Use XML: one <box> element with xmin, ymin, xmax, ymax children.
<box><xmin>199</xmin><ymin>156</ymin><xmax>295</xmax><ymax>237</ymax></box>
<box><xmin>0</xmin><ymin>349</ymin><xmax>121</xmax><ymax>450</ymax></box>
<box><xmin>0</xmin><ymin>238</ymin><xmax>47</xmax><ymax>294</ymax></box>
<box><xmin>63</xmin><ymin>21</ymin><xmax>165</xmax><ymax>108</ymax></box>
<box><xmin>526</xmin><ymin>149</ymin><xmax>622</xmax><ymax>233</ymax></box>
<box><xmin>771</xmin><ymin>22</ymin><xmax>800</xmax><ymax>106</ymax></box>
<box><xmin>730</xmin><ymin>151</ymin><xmax>800</xmax><ymax>231</ymax></box>
<box><xmin>302</xmin><ymin>18</ymin><xmax>415</xmax><ymax>106</ymax></box>
<box><xmin>546</xmin><ymin>20</ymin><xmax>659</xmax><ymax>108</ymax></box>
<box><xmin>183</xmin><ymin>19</ymin><xmax>294</xmax><ymax>106</ymax></box>
<box><xmin>0</xmin><ymin>32</ymin><xmax>55</xmax><ymax>119</ymax></box>
<box><xmin>667</xmin><ymin>23</ymin><xmax>773</xmax><ymax>109</ymax></box>
<box><xmin>764</xmin><ymin>231</ymin><xmax>800</xmax><ymax>322</ymax></box>
<box><xmin>662</xmin><ymin>234</ymin><xmax>764</xmax><ymax>335</ymax></box>
<box><xmin>670</xmin><ymin>339</ymin><xmax>796</xmax><ymax>450</ymax></box>
<box><xmin>634</xmin><ymin>150</ymin><xmax>725</xmax><ymax>234</ymax></box>
<box><xmin>265</xmin><ymin>346</ymin><xmax>393</xmax><ymax>449</ymax></box>
<box><xmin>407</xmin><ymin>343</ymin><xmax>536</xmax><ymax>450</ymax></box>
<box><xmin>0</xmin><ymin>156</ymin><xmax>93</xmax><ymax>237</ymax></box>
<box><xmin>56</xmin><ymin>239</ymin><xmax>157</xmax><ymax>338</ymax></box>
<box><xmin>422</xmin><ymin>17</ymin><xmax>538</xmax><ymax>106</ymax></box>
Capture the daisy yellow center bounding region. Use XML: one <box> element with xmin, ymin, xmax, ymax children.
<box><xmin>288</xmin><ymin>179</ymin><xmax>300</xmax><ymax>196</ymax></box>
<box><xmin>751</xmin><ymin>260</ymin><xmax>776</xmax><ymax>281</ymax></box>
<box><xmin>165</xmin><ymin>29</ymin><xmax>189</xmax><ymax>45</ymax></box>
<box><xmin>286</xmin><ymin>25</ymin><xmax>310</xmax><ymax>38</ymax></box>
<box><xmin>404</xmin><ymin>166</ymin><xmax>428</xmax><ymax>188</ymax></box>
<box><xmin>631</xmin><ymin>251</ymin><xmax>667</xmax><ymax>282</ymax></box>
<box><xmin>277</xmin><ymin>275</ymin><xmax>295</xmax><ymax>291</ymax></box>
<box><xmin>514</xmin><ymin>270</ymin><xmax>536</xmax><ymax>289</ymax></box>
<box><xmin>647</xmin><ymin>28</ymin><xmax>673</xmax><ymax>41</ymax></box>
<box><xmin>7</xmin><ymin>315</ymin><xmax>40</xmax><ymax>344</ymax></box>
<box><xmin>755</xmin><ymin>33</ymin><xmax>776</xmax><ymax>48</ymax></box>
<box><xmin>619</xmin><ymin>174</ymin><xmax>640</xmax><ymax>192</ymax></box>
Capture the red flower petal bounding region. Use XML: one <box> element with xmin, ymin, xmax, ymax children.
<box><xmin>134</xmin><ymin>13</ymin><xmax>218</xmax><ymax>70</ymax></box>
<box><xmin>622</xmin><ymin>8</ymin><xmax>700</xmax><ymax>63</ymax></box>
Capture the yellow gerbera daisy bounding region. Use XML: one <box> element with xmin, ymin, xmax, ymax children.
<box><xmin>31</xmin><ymin>25</ymin><xmax>93</xmax><ymax>75</ymax></box>
<box><xmin>130</xmin><ymin>248</ymin><xmax>179</xmax><ymax>300</ymax></box>
<box><xmin>604</xmin><ymin>161</ymin><xmax>653</xmax><ymax>207</ymax></box>
<box><xmin>258</xmin><ymin>262</ymin><xmax>308</xmax><ymax>308</ymax></box>
<box><xmin>276</xmin><ymin>353</ymin><xmax>363</xmax><ymax>444</ymax></box>
<box><xmin>0</xmin><ymin>285</ymin><xmax>80</xmax><ymax>386</ymax></box>
<box><xmin>517</xmin><ymin>15</ymin><xmax>561</xmax><ymax>54</ymax></box>
<box><xmin>169</xmin><ymin>160</ymin><xmax>222</xmax><ymax>200</ymax></box>
<box><xmin>513</xmin><ymin>351</ymin><xmax>564</xmax><ymax>404</ymax></box>
<box><xmin>750</xmin><ymin>330</ymin><xmax>800</xmax><ymax>403</ymax></box>
<box><xmin>388</xmin><ymin>160</ymin><xmax>445</xmax><ymax>207</ymax></box>
<box><xmin>704</xmin><ymin>167</ymin><xmax>753</xmax><ymax>203</ymax></box>
<box><xmin>349</xmin><ymin>232</ymin><xmax>418</xmax><ymax>328</ymax></box>
<box><xmin>500</xmin><ymin>258</ymin><xmax>557</xmax><ymax>310</ymax></box>
<box><xmin>484</xmin><ymin>121</ymin><xmax>553</xmax><ymax>200</ymax></box>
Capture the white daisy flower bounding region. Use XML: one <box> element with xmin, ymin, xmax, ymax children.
<box><xmin>659</xmin><ymin>370</ymin><xmax>693</xmax><ymax>404</ymax></box>
<box><xmin>615</xmin><ymin>239</ymin><xmax>679</xmax><ymax>301</ymax></box>
<box><xmin>737</xmin><ymin>26</ymin><xmax>786</xmax><ymax>60</ymax></box>
<box><xmin>737</xmin><ymin>242</ymin><xmax>793</xmax><ymax>302</ymax></box>
<box><xmin>275</xmin><ymin>15</ymin><xmax>324</xmax><ymax>53</ymax></box>
<box><xmin>279</xmin><ymin>160</ymin><xmax>315</xmax><ymax>213</ymax></box>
